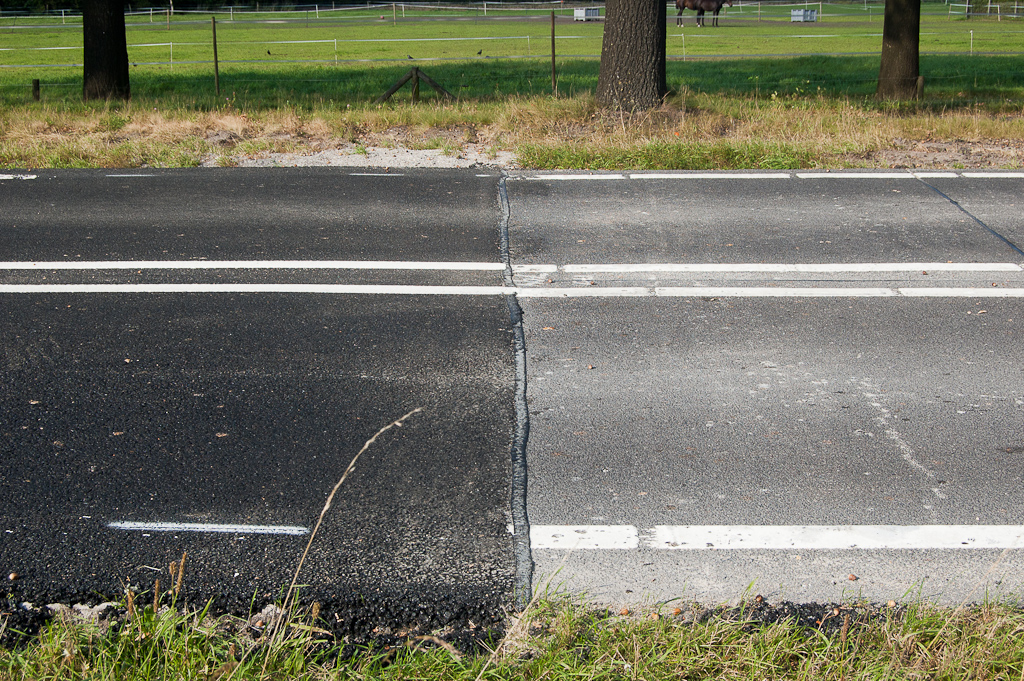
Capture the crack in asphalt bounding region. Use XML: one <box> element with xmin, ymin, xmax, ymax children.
<box><xmin>918</xmin><ymin>179</ymin><xmax>1024</xmax><ymax>258</ymax></box>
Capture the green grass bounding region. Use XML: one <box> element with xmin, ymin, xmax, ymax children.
<box><xmin>4</xmin><ymin>595</ymin><xmax>1024</xmax><ymax>680</ymax></box>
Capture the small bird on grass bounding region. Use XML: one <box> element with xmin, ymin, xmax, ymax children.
<box><xmin>408</xmin><ymin>55</ymin><xmax>413</xmax><ymax>59</ymax></box>
<box><xmin>267</xmin><ymin>50</ymin><xmax>271</xmax><ymax>55</ymax></box>
<box><xmin>477</xmin><ymin>49</ymin><xmax>482</xmax><ymax>55</ymax></box>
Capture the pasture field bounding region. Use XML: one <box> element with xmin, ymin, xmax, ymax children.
<box><xmin>0</xmin><ymin>2</ymin><xmax>1022</xmax><ymax>168</ymax></box>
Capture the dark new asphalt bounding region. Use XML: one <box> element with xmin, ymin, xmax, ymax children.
<box><xmin>1</xmin><ymin>169</ymin><xmax>515</xmax><ymax>637</ymax></box>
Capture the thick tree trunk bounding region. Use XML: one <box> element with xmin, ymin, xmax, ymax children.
<box><xmin>876</xmin><ymin>0</ymin><xmax>921</xmax><ymax>100</ymax></box>
<box><xmin>597</xmin><ymin>0</ymin><xmax>666</xmax><ymax>111</ymax></box>
<box><xmin>82</xmin><ymin>0</ymin><xmax>130</xmax><ymax>100</ymax></box>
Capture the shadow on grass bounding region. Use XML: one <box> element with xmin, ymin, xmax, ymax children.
<box><xmin>5</xmin><ymin>53</ymin><xmax>1023</xmax><ymax>111</ymax></box>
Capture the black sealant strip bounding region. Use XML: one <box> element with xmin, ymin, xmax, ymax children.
<box><xmin>919</xmin><ymin>180</ymin><xmax>1024</xmax><ymax>258</ymax></box>
<box><xmin>499</xmin><ymin>175</ymin><xmax>534</xmax><ymax>611</ymax></box>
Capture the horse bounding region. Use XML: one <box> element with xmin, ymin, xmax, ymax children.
<box><xmin>676</xmin><ymin>0</ymin><xmax>732</xmax><ymax>27</ymax></box>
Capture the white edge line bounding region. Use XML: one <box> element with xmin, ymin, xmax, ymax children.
<box><xmin>648</xmin><ymin>525</ymin><xmax>1024</xmax><ymax>550</ymax></box>
<box><xmin>561</xmin><ymin>262</ymin><xmax>1022</xmax><ymax>274</ymax></box>
<box><xmin>796</xmin><ymin>172</ymin><xmax>916</xmax><ymax>179</ymax></box>
<box><xmin>914</xmin><ymin>172</ymin><xmax>960</xmax><ymax>178</ymax></box>
<box><xmin>656</xmin><ymin>287</ymin><xmax>896</xmax><ymax>297</ymax></box>
<box><xmin>530</xmin><ymin>525</ymin><xmax>639</xmax><ymax>550</ymax></box>
<box><xmin>0</xmin><ymin>284</ymin><xmax>513</xmax><ymax>295</ymax></box>
<box><xmin>0</xmin><ymin>260</ymin><xmax>506</xmax><ymax>271</ymax></box>
<box><xmin>629</xmin><ymin>173</ymin><xmax>792</xmax><ymax>179</ymax></box>
<box><xmin>961</xmin><ymin>172</ymin><xmax>1024</xmax><ymax>178</ymax></box>
<box><xmin>106</xmin><ymin>174</ymin><xmax>156</xmax><ymax>177</ymax></box>
<box><xmin>0</xmin><ymin>174</ymin><xmax>37</xmax><ymax>180</ymax></box>
<box><xmin>349</xmin><ymin>172</ymin><xmax>405</xmax><ymax>176</ymax></box>
<box><xmin>108</xmin><ymin>521</ymin><xmax>309</xmax><ymax>535</ymax></box>
<box><xmin>898</xmin><ymin>287</ymin><xmax>1024</xmax><ymax>297</ymax></box>
<box><xmin>522</xmin><ymin>174</ymin><xmax>626</xmax><ymax>181</ymax></box>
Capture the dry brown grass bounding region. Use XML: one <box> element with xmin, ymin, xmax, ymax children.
<box><xmin>2</xmin><ymin>93</ymin><xmax>1022</xmax><ymax>169</ymax></box>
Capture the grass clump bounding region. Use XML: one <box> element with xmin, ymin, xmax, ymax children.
<box><xmin>4</xmin><ymin>595</ymin><xmax>1024</xmax><ymax>679</ymax></box>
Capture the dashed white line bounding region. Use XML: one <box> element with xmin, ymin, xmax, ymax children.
<box><xmin>512</xmin><ymin>264</ymin><xmax>559</xmax><ymax>274</ymax></box>
<box><xmin>0</xmin><ymin>260</ymin><xmax>505</xmax><ymax>271</ymax></box>
<box><xmin>0</xmin><ymin>174</ymin><xmax>37</xmax><ymax>180</ymax></box>
<box><xmin>348</xmin><ymin>172</ymin><xmax>405</xmax><ymax>177</ymax></box>
<box><xmin>106</xmin><ymin>174</ymin><xmax>156</xmax><ymax>177</ymax></box>
<box><xmin>961</xmin><ymin>172</ymin><xmax>1024</xmax><ymax>178</ymax></box>
<box><xmin>796</xmin><ymin>172</ymin><xmax>917</xmax><ymax>179</ymax></box>
<box><xmin>108</xmin><ymin>521</ymin><xmax>309</xmax><ymax>535</ymax></box>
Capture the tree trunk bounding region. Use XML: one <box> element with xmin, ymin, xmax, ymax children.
<box><xmin>597</xmin><ymin>0</ymin><xmax>666</xmax><ymax>111</ymax></box>
<box><xmin>876</xmin><ymin>0</ymin><xmax>921</xmax><ymax>100</ymax></box>
<box><xmin>82</xmin><ymin>0</ymin><xmax>130</xmax><ymax>100</ymax></box>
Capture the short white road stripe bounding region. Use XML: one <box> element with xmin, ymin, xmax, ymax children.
<box><xmin>961</xmin><ymin>172</ymin><xmax>1024</xmax><ymax>178</ymax></box>
<box><xmin>898</xmin><ymin>287</ymin><xmax>1024</xmax><ymax>297</ymax></box>
<box><xmin>914</xmin><ymin>172</ymin><xmax>960</xmax><ymax>178</ymax></box>
<box><xmin>109</xmin><ymin>521</ymin><xmax>309</xmax><ymax>535</ymax></box>
<box><xmin>531</xmin><ymin>525</ymin><xmax>639</xmax><ymax>550</ymax></box>
<box><xmin>516</xmin><ymin>287</ymin><xmax>652</xmax><ymax>297</ymax></box>
<box><xmin>523</xmin><ymin>174</ymin><xmax>627</xmax><ymax>181</ymax></box>
<box><xmin>0</xmin><ymin>260</ymin><xmax>505</xmax><ymax>271</ymax></box>
<box><xmin>796</xmin><ymin>172</ymin><xmax>917</xmax><ymax>179</ymax></box>
<box><xmin>348</xmin><ymin>172</ymin><xmax>405</xmax><ymax>177</ymax></box>
<box><xmin>562</xmin><ymin>262</ymin><xmax>1022</xmax><ymax>274</ymax></box>
<box><xmin>512</xmin><ymin>264</ymin><xmax>559</xmax><ymax>274</ymax></box>
<box><xmin>0</xmin><ymin>284</ymin><xmax>512</xmax><ymax>295</ymax></box>
<box><xmin>0</xmin><ymin>174</ymin><xmax>37</xmax><ymax>180</ymax></box>
<box><xmin>656</xmin><ymin>287</ymin><xmax>896</xmax><ymax>297</ymax></box>
<box><xmin>106</xmin><ymin>174</ymin><xmax>156</xmax><ymax>177</ymax></box>
<box><xmin>650</xmin><ymin>525</ymin><xmax>1024</xmax><ymax>550</ymax></box>
<box><xmin>629</xmin><ymin>173</ymin><xmax>792</xmax><ymax>180</ymax></box>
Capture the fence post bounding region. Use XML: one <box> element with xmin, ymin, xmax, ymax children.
<box><xmin>412</xmin><ymin>67</ymin><xmax>420</xmax><ymax>102</ymax></box>
<box><xmin>212</xmin><ymin>17</ymin><xmax>220</xmax><ymax>96</ymax></box>
<box><xmin>551</xmin><ymin>10</ymin><xmax>556</xmax><ymax>94</ymax></box>
<box><xmin>32</xmin><ymin>79</ymin><xmax>40</xmax><ymax>101</ymax></box>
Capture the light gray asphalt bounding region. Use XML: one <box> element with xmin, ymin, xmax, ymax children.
<box><xmin>507</xmin><ymin>172</ymin><xmax>1024</xmax><ymax>606</ymax></box>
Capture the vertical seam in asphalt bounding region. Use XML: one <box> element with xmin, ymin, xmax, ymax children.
<box><xmin>499</xmin><ymin>174</ymin><xmax>534</xmax><ymax>611</ymax></box>
<box><xmin>918</xmin><ymin>179</ymin><xmax>1024</xmax><ymax>258</ymax></box>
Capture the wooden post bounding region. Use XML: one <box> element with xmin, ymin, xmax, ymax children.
<box><xmin>167</xmin><ymin>7</ymin><xmax>170</xmax><ymax>29</ymax></box>
<box><xmin>412</xmin><ymin>67</ymin><xmax>420</xmax><ymax>102</ymax></box>
<box><xmin>393</xmin><ymin>2</ymin><xmax>396</xmax><ymax>24</ymax></box>
<box><xmin>32</xmin><ymin>79</ymin><xmax>40</xmax><ymax>100</ymax></box>
<box><xmin>551</xmin><ymin>10</ymin><xmax>556</xmax><ymax>94</ymax></box>
<box><xmin>211</xmin><ymin>17</ymin><xmax>220</xmax><ymax>96</ymax></box>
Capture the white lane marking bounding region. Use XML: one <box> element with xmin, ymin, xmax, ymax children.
<box><xmin>0</xmin><ymin>174</ymin><xmax>37</xmax><ymax>180</ymax></box>
<box><xmin>109</xmin><ymin>521</ymin><xmax>309</xmax><ymax>535</ymax></box>
<box><xmin>649</xmin><ymin>525</ymin><xmax>1024</xmax><ymax>550</ymax></box>
<box><xmin>915</xmin><ymin>172</ymin><xmax>960</xmax><ymax>178</ymax></box>
<box><xmin>898</xmin><ymin>287</ymin><xmax>1024</xmax><ymax>297</ymax></box>
<box><xmin>0</xmin><ymin>260</ymin><xmax>505</xmax><ymax>271</ymax></box>
<box><xmin>531</xmin><ymin>525</ymin><xmax>639</xmax><ymax>549</ymax></box>
<box><xmin>629</xmin><ymin>173</ymin><xmax>792</xmax><ymax>179</ymax></box>
<box><xmin>796</xmin><ymin>172</ymin><xmax>917</xmax><ymax>179</ymax></box>
<box><xmin>106</xmin><ymin>174</ymin><xmax>156</xmax><ymax>177</ymax></box>
<box><xmin>961</xmin><ymin>172</ymin><xmax>1024</xmax><ymax>178</ymax></box>
<box><xmin>516</xmin><ymin>287</ymin><xmax>652</xmax><ymax>297</ymax></box>
<box><xmin>523</xmin><ymin>174</ymin><xmax>627</xmax><ymax>181</ymax></box>
<box><xmin>512</xmin><ymin>264</ymin><xmax>559</xmax><ymax>274</ymax></box>
<box><xmin>348</xmin><ymin>172</ymin><xmax>405</xmax><ymax>176</ymax></box>
<box><xmin>0</xmin><ymin>284</ymin><xmax>512</xmax><ymax>295</ymax></box>
<box><xmin>656</xmin><ymin>287</ymin><xmax>897</xmax><ymax>297</ymax></box>
<box><xmin>562</xmin><ymin>262</ymin><xmax>1023</xmax><ymax>274</ymax></box>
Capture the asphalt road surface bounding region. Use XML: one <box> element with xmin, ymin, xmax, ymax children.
<box><xmin>508</xmin><ymin>170</ymin><xmax>1024</xmax><ymax>606</ymax></box>
<box><xmin>2</xmin><ymin>168</ymin><xmax>1024</xmax><ymax>636</ymax></box>
<box><xmin>0</xmin><ymin>169</ymin><xmax>518</xmax><ymax>637</ymax></box>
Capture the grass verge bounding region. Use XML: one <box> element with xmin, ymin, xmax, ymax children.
<box><xmin>4</xmin><ymin>594</ymin><xmax>1024</xmax><ymax>679</ymax></box>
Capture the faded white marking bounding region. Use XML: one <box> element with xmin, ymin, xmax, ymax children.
<box><xmin>562</xmin><ymin>263</ymin><xmax>1021</xmax><ymax>274</ymax></box>
<box><xmin>531</xmin><ymin>525</ymin><xmax>639</xmax><ymax>549</ymax></box>
<box><xmin>629</xmin><ymin>173</ymin><xmax>792</xmax><ymax>180</ymax></box>
<box><xmin>0</xmin><ymin>174</ymin><xmax>37</xmax><ymax>180</ymax></box>
<box><xmin>656</xmin><ymin>287</ymin><xmax>896</xmax><ymax>297</ymax></box>
<box><xmin>899</xmin><ymin>288</ymin><xmax>1024</xmax><ymax>297</ymax></box>
<box><xmin>796</xmin><ymin>172</ymin><xmax>916</xmax><ymax>179</ymax></box>
<box><xmin>522</xmin><ymin>174</ymin><xmax>626</xmax><ymax>181</ymax></box>
<box><xmin>0</xmin><ymin>284</ymin><xmax>512</xmax><ymax>295</ymax></box>
<box><xmin>516</xmin><ymin>287</ymin><xmax>651</xmax><ymax>297</ymax></box>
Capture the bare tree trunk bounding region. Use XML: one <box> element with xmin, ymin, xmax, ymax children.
<box><xmin>597</xmin><ymin>0</ymin><xmax>666</xmax><ymax>111</ymax></box>
<box><xmin>876</xmin><ymin>0</ymin><xmax>921</xmax><ymax>99</ymax></box>
<box><xmin>83</xmin><ymin>0</ymin><xmax>130</xmax><ymax>100</ymax></box>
